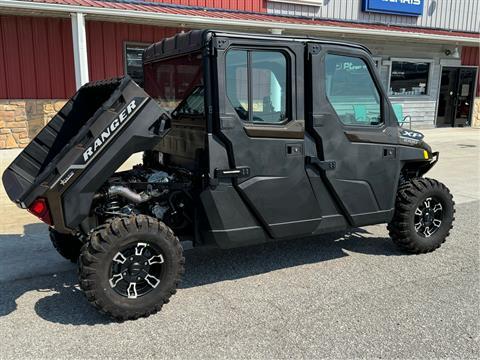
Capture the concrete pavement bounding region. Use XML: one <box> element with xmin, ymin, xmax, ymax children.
<box><xmin>0</xmin><ymin>128</ymin><xmax>478</xmax><ymax>359</ymax></box>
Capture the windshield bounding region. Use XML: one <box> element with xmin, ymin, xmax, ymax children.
<box><xmin>143</xmin><ymin>52</ymin><xmax>204</xmax><ymax>115</ymax></box>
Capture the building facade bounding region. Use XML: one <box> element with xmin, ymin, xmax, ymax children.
<box><xmin>0</xmin><ymin>0</ymin><xmax>478</xmax><ymax>148</ymax></box>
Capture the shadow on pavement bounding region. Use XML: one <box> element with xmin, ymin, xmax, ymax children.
<box><xmin>0</xmin><ymin>225</ymin><xmax>404</xmax><ymax>325</ymax></box>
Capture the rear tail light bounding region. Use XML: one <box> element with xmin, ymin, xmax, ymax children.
<box><xmin>28</xmin><ymin>198</ymin><xmax>53</xmax><ymax>225</ymax></box>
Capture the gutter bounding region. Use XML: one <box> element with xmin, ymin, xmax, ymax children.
<box><xmin>0</xmin><ymin>0</ymin><xmax>478</xmax><ymax>45</ymax></box>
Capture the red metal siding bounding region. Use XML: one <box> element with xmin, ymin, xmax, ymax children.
<box><xmin>0</xmin><ymin>15</ymin><xmax>75</xmax><ymax>99</ymax></box>
<box><xmin>149</xmin><ymin>0</ymin><xmax>266</xmax><ymax>12</ymax></box>
<box><xmin>461</xmin><ymin>46</ymin><xmax>480</xmax><ymax>96</ymax></box>
<box><xmin>0</xmin><ymin>19</ymin><xmax>6</xmax><ymax>99</ymax></box>
<box><xmin>86</xmin><ymin>21</ymin><xmax>181</xmax><ymax>81</ymax></box>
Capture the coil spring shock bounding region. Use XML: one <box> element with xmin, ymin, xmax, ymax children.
<box><xmin>105</xmin><ymin>200</ymin><xmax>121</xmax><ymax>213</ymax></box>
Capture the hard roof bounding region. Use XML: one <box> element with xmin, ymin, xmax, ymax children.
<box><xmin>143</xmin><ymin>29</ymin><xmax>372</xmax><ymax>63</ymax></box>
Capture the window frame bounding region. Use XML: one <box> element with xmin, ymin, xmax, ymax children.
<box><xmin>388</xmin><ymin>57</ymin><xmax>434</xmax><ymax>98</ymax></box>
<box><xmin>123</xmin><ymin>42</ymin><xmax>149</xmax><ymax>85</ymax></box>
<box><xmin>225</xmin><ymin>47</ymin><xmax>292</xmax><ymax>126</ymax></box>
<box><xmin>324</xmin><ymin>51</ymin><xmax>385</xmax><ymax>129</ymax></box>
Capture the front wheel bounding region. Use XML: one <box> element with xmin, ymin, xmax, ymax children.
<box><xmin>78</xmin><ymin>215</ymin><xmax>184</xmax><ymax>321</ymax></box>
<box><xmin>387</xmin><ymin>178</ymin><xmax>455</xmax><ymax>254</ymax></box>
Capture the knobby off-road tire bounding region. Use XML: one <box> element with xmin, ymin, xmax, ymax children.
<box><xmin>387</xmin><ymin>178</ymin><xmax>455</xmax><ymax>254</ymax></box>
<box><xmin>49</xmin><ymin>228</ymin><xmax>83</xmax><ymax>263</ymax></box>
<box><xmin>78</xmin><ymin>215</ymin><xmax>184</xmax><ymax>321</ymax></box>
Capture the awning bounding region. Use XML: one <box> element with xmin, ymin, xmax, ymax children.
<box><xmin>0</xmin><ymin>0</ymin><xmax>479</xmax><ymax>45</ymax></box>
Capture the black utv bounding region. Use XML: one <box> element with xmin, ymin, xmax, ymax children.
<box><xmin>3</xmin><ymin>30</ymin><xmax>454</xmax><ymax>320</ymax></box>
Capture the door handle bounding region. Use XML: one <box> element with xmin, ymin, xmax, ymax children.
<box><xmin>286</xmin><ymin>144</ymin><xmax>303</xmax><ymax>156</ymax></box>
<box><xmin>383</xmin><ymin>147</ymin><xmax>396</xmax><ymax>159</ymax></box>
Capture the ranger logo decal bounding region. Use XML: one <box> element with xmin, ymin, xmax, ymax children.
<box><xmin>82</xmin><ymin>99</ymin><xmax>138</xmax><ymax>163</ymax></box>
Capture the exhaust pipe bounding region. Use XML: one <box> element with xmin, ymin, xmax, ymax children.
<box><xmin>108</xmin><ymin>185</ymin><xmax>150</xmax><ymax>203</ymax></box>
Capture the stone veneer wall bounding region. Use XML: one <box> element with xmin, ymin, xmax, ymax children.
<box><xmin>1</xmin><ymin>97</ymin><xmax>479</xmax><ymax>149</ymax></box>
<box><xmin>0</xmin><ymin>100</ymin><xmax>67</xmax><ymax>148</ymax></box>
<box><xmin>472</xmin><ymin>98</ymin><xmax>480</xmax><ymax>128</ymax></box>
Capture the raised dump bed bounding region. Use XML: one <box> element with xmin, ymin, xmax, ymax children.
<box><xmin>3</xmin><ymin>76</ymin><xmax>164</xmax><ymax>219</ymax></box>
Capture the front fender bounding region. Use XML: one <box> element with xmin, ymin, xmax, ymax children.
<box><xmin>399</xmin><ymin>146</ymin><xmax>439</xmax><ymax>177</ymax></box>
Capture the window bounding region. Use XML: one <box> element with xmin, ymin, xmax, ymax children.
<box><xmin>226</xmin><ymin>50</ymin><xmax>248</xmax><ymax>120</ymax></box>
<box><xmin>226</xmin><ymin>50</ymin><xmax>288</xmax><ymax>123</ymax></box>
<box><xmin>125</xmin><ymin>43</ymin><xmax>148</xmax><ymax>86</ymax></box>
<box><xmin>390</xmin><ymin>60</ymin><xmax>430</xmax><ymax>96</ymax></box>
<box><xmin>325</xmin><ymin>54</ymin><xmax>382</xmax><ymax>126</ymax></box>
<box><xmin>143</xmin><ymin>52</ymin><xmax>204</xmax><ymax>117</ymax></box>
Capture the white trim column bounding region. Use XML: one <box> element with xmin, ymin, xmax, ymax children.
<box><xmin>71</xmin><ymin>12</ymin><xmax>89</xmax><ymax>89</ymax></box>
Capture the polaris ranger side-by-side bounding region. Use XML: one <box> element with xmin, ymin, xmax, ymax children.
<box><xmin>3</xmin><ymin>30</ymin><xmax>454</xmax><ymax>320</ymax></box>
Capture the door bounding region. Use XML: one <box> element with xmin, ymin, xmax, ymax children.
<box><xmin>437</xmin><ymin>67</ymin><xmax>458</xmax><ymax>127</ymax></box>
<box><xmin>454</xmin><ymin>68</ymin><xmax>477</xmax><ymax>127</ymax></box>
<box><xmin>214</xmin><ymin>40</ymin><xmax>323</xmax><ymax>239</ymax></box>
<box><xmin>437</xmin><ymin>67</ymin><xmax>477</xmax><ymax>127</ymax></box>
<box><xmin>307</xmin><ymin>44</ymin><xmax>401</xmax><ymax>227</ymax></box>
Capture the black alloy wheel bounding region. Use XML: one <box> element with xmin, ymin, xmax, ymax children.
<box><xmin>413</xmin><ymin>196</ymin><xmax>444</xmax><ymax>238</ymax></box>
<box><xmin>109</xmin><ymin>242</ymin><xmax>165</xmax><ymax>299</ymax></box>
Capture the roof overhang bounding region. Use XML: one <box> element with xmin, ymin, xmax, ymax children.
<box><xmin>0</xmin><ymin>0</ymin><xmax>479</xmax><ymax>46</ymax></box>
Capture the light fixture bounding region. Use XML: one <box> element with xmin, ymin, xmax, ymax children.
<box><xmin>445</xmin><ymin>47</ymin><xmax>460</xmax><ymax>58</ymax></box>
<box><xmin>451</xmin><ymin>47</ymin><xmax>460</xmax><ymax>59</ymax></box>
<box><xmin>270</xmin><ymin>28</ymin><xmax>284</xmax><ymax>35</ymax></box>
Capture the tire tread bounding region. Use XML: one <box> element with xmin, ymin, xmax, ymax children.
<box><xmin>388</xmin><ymin>178</ymin><xmax>455</xmax><ymax>254</ymax></box>
<box><xmin>78</xmin><ymin>215</ymin><xmax>184</xmax><ymax>321</ymax></box>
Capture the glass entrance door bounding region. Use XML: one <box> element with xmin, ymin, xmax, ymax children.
<box><xmin>437</xmin><ymin>67</ymin><xmax>477</xmax><ymax>127</ymax></box>
<box><xmin>454</xmin><ymin>68</ymin><xmax>477</xmax><ymax>127</ymax></box>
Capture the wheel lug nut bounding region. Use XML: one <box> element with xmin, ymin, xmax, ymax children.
<box><xmin>130</xmin><ymin>257</ymin><xmax>133</xmax><ymax>261</ymax></box>
<box><xmin>144</xmin><ymin>262</ymin><xmax>147</xmax><ymax>265</ymax></box>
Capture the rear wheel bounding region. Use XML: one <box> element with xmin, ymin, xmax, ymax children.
<box><xmin>78</xmin><ymin>215</ymin><xmax>184</xmax><ymax>321</ymax></box>
<box><xmin>49</xmin><ymin>228</ymin><xmax>83</xmax><ymax>263</ymax></box>
<box><xmin>387</xmin><ymin>178</ymin><xmax>455</xmax><ymax>254</ymax></box>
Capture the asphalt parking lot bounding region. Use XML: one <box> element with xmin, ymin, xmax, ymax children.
<box><xmin>0</xmin><ymin>128</ymin><xmax>478</xmax><ymax>359</ymax></box>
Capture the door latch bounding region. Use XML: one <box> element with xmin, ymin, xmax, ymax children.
<box><xmin>306</xmin><ymin>156</ymin><xmax>336</xmax><ymax>171</ymax></box>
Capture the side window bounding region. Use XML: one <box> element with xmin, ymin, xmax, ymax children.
<box><xmin>226</xmin><ymin>50</ymin><xmax>249</xmax><ymax>120</ymax></box>
<box><xmin>325</xmin><ymin>54</ymin><xmax>382</xmax><ymax>126</ymax></box>
<box><xmin>226</xmin><ymin>50</ymin><xmax>288</xmax><ymax>123</ymax></box>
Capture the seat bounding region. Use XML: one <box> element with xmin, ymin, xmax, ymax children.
<box><xmin>392</xmin><ymin>104</ymin><xmax>412</xmax><ymax>129</ymax></box>
<box><xmin>353</xmin><ymin>104</ymin><xmax>368</xmax><ymax>124</ymax></box>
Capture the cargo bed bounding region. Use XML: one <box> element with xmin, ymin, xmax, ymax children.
<box><xmin>3</xmin><ymin>76</ymin><xmax>165</xmax><ymax>231</ymax></box>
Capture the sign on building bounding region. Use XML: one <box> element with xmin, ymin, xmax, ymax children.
<box><xmin>362</xmin><ymin>0</ymin><xmax>424</xmax><ymax>16</ymax></box>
